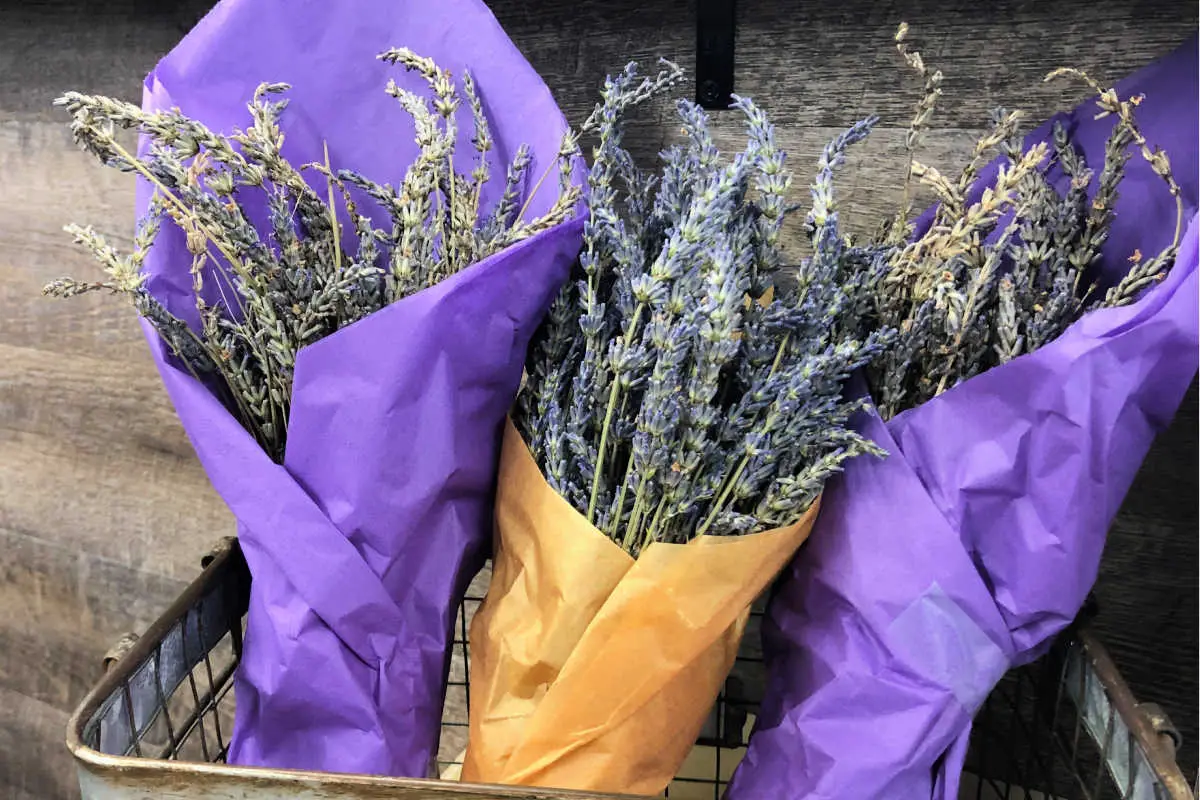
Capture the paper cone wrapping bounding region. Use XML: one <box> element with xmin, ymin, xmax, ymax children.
<box><xmin>461</xmin><ymin>419</ymin><xmax>818</xmax><ymax>795</ymax></box>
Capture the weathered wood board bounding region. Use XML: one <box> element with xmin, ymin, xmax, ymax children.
<box><xmin>0</xmin><ymin>0</ymin><xmax>1194</xmax><ymax>797</ymax></box>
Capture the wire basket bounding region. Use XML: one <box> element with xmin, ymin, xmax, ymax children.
<box><xmin>67</xmin><ymin>537</ymin><xmax>1194</xmax><ymax>799</ymax></box>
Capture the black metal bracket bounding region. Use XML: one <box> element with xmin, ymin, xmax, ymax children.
<box><xmin>696</xmin><ymin>0</ymin><xmax>736</xmax><ymax>109</ymax></box>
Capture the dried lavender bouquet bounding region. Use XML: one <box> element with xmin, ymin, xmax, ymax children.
<box><xmin>45</xmin><ymin>48</ymin><xmax>578</xmax><ymax>462</ymax></box>
<box><xmin>867</xmin><ymin>25</ymin><xmax>1185</xmax><ymax>419</ymax></box>
<box><xmin>515</xmin><ymin>71</ymin><xmax>893</xmax><ymax>557</ymax></box>
<box><xmin>39</xmin><ymin>0</ymin><xmax>592</xmax><ymax>777</ymax></box>
<box><xmin>465</xmin><ymin>67</ymin><xmax>899</xmax><ymax>795</ymax></box>
<box><xmin>724</xmin><ymin>32</ymin><xmax>1197</xmax><ymax>799</ymax></box>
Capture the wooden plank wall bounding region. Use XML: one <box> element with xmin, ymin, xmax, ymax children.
<box><xmin>0</xmin><ymin>1</ymin><xmax>1195</xmax><ymax>797</ymax></box>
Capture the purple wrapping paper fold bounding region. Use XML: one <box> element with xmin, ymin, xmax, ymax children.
<box><xmin>727</xmin><ymin>36</ymin><xmax>1198</xmax><ymax>800</ymax></box>
<box><xmin>133</xmin><ymin>0</ymin><xmax>584</xmax><ymax>777</ymax></box>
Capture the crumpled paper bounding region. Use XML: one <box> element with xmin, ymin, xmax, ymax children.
<box><xmin>133</xmin><ymin>0</ymin><xmax>585</xmax><ymax>778</ymax></box>
<box><xmin>460</xmin><ymin>420</ymin><xmax>817</xmax><ymax>795</ymax></box>
<box><xmin>726</xmin><ymin>35</ymin><xmax>1198</xmax><ymax>800</ymax></box>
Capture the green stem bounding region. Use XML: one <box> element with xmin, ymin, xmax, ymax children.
<box><xmin>620</xmin><ymin>477</ymin><xmax>651</xmax><ymax>554</ymax></box>
<box><xmin>323</xmin><ymin>142</ymin><xmax>342</xmax><ymax>275</ymax></box>
<box><xmin>587</xmin><ymin>381</ymin><xmax>623</xmax><ymax>524</ymax></box>
<box><xmin>513</xmin><ymin>158</ymin><xmax>557</xmax><ymax>228</ymax></box>
<box><xmin>695</xmin><ymin>335</ymin><xmax>790</xmax><ymax>537</ymax></box>
<box><xmin>108</xmin><ymin>137</ymin><xmax>245</xmax><ymax>274</ymax></box>
<box><xmin>644</xmin><ymin>497</ymin><xmax>667</xmax><ymax>546</ymax></box>
<box><xmin>444</xmin><ymin>152</ymin><xmax>457</xmax><ymax>275</ymax></box>
<box><xmin>1172</xmin><ymin>194</ymin><xmax>1184</xmax><ymax>250</ymax></box>
<box><xmin>698</xmin><ymin>459</ymin><xmax>749</xmax><ymax>536</ymax></box>
<box><xmin>586</xmin><ymin>303</ymin><xmax>646</xmax><ymax>523</ymax></box>
<box><xmin>609</xmin><ymin>479</ymin><xmax>632</xmax><ymax>537</ymax></box>
<box><xmin>601</xmin><ymin>391</ymin><xmax>639</xmax><ymax>536</ymax></box>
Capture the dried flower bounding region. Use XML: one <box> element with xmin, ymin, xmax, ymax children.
<box><xmin>45</xmin><ymin>51</ymin><xmax>579</xmax><ymax>462</ymax></box>
<box><xmin>517</xmin><ymin>66</ymin><xmax>891</xmax><ymax>557</ymax></box>
<box><xmin>864</xmin><ymin>25</ymin><xmax>1183</xmax><ymax>419</ymax></box>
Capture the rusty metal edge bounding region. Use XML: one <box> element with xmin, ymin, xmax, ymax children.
<box><xmin>65</xmin><ymin>536</ymin><xmax>241</xmax><ymax>759</ymax></box>
<box><xmin>63</xmin><ymin>536</ymin><xmax>638</xmax><ymax>800</ymax></box>
<box><xmin>69</xmin><ymin>753</ymin><xmax>643</xmax><ymax>800</ymax></box>
<box><xmin>68</xmin><ymin>538</ymin><xmax>1188</xmax><ymax>799</ymax></box>
<box><xmin>1076</xmin><ymin>626</ymin><xmax>1195</xmax><ymax>800</ymax></box>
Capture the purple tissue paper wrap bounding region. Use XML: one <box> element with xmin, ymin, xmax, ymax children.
<box><xmin>727</xmin><ymin>37</ymin><xmax>1198</xmax><ymax>800</ymax></box>
<box><xmin>132</xmin><ymin>0</ymin><xmax>584</xmax><ymax>778</ymax></box>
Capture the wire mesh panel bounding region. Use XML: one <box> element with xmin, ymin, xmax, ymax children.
<box><xmin>68</xmin><ymin>539</ymin><xmax>1193</xmax><ymax>800</ymax></box>
<box><xmin>436</xmin><ymin>583</ymin><xmax>483</xmax><ymax>778</ymax></box>
<box><xmin>79</xmin><ymin>540</ymin><xmax>248</xmax><ymax>766</ymax></box>
<box><xmin>963</xmin><ymin>628</ymin><xmax>1192</xmax><ymax>800</ymax></box>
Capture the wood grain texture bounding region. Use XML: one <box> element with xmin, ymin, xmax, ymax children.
<box><xmin>1093</xmin><ymin>379</ymin><xmax>1200</xmax><ymax>779</ymax></box>
<box><xmin>0</xmin><ymin>1</ymin><xmax>1195</xmax><ymax>798</ymax></box>
<box><xmin>0</xmin><ymin>687</ymin><xmax>76</xmax><ymax>800</ymax></box>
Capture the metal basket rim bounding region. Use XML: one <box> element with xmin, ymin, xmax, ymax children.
<box><xmin>64</xmin><ymin>536</ymin><xmax>1194</xmax><ymax>799</ymax></box>
<box><xmin>63</xmin><ymin>537</ymin><xmax>640</xmax><ymax>799</ymax></box>
<box><xmin>1067</xmin><ymin>626</ymin><xmax>1194</xmax><ymax>798</ymax></box>
<box><xmin>65</xmin><ymin>537</ymin><xmax>241</xmax><ymax>761</ymax></box>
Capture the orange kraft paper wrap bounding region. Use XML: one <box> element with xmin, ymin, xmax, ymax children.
<box><xmin>460</xmin><ymin>419</ymin><xmax>819</xmax><ymax>795</ymax></box>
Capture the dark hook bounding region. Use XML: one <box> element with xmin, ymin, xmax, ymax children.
<box><xmin>696</xmin><ymin>0</ymin><xmax>736</xmax><ymax>109</ymax></box>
